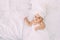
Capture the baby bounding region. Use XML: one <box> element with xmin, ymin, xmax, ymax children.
<box><xmin>24</xmin><ymin>13</ymin><xmax>45</xmax><ymax>31</ymax></box>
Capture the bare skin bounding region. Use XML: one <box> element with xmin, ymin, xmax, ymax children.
<box><xmin>24</xmin><ymin>13</ymin><xmax>45</xmax><ymax>31</ymax></box>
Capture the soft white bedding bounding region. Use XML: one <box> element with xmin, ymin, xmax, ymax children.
<box><xmin>0</xmin><ymin>0</ymin><xmax>60</xmax><ymax>40</ymax></box>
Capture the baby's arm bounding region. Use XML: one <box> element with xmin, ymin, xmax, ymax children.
<box><xmin>24</xmin><ymin>17</ymin><xmax>32</xmax><ymax>26</ymax></box>
<box><xmin>35</xmin><ymin>21</ymin><xmax>45</xmax><ymax>31</ymax></box>
<box><xmin>39</xmin><ymin>21</ymin><xmax>45</xmax><ymax>30</ymax></box>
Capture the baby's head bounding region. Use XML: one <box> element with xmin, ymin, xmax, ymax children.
<box><xmin>34</xmin><ymin>13</ymin><xmax>43</xmax><ymax>23</ymax></box>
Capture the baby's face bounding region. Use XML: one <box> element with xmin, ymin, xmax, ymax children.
<box><xmin>34</xmin><ymin>15</ymin><xmax>43</xmax><ymax>23</ymax></box>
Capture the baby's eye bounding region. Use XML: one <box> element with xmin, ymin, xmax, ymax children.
<box><xmin>37</xmin><ymin>17</ymin><xmax>40</xmax><ymax>19</ymax></box>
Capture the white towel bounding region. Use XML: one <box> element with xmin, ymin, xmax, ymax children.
<box><xmin>30</xmin><ymin>0</ymin><xmax>48</xmax><ymax>18</ymax></box>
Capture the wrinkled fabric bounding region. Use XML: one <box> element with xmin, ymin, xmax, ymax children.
<box><xmin>0</xmin><ymin>0</ymin><xmax>60</xmax><ymax>40</ymax></box>
<box><xmin>0</xmin><ymin>0</ymin><xmax>30</xmax><ymax>40</ymax></box>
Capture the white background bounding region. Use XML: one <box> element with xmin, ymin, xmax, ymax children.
<box><xmin>0</xmin><ymin>0</ymin><xmax>60</xmax><ymax>40</ymax></box>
